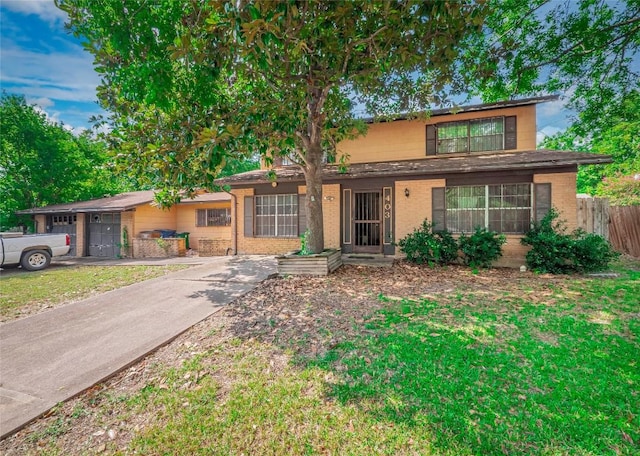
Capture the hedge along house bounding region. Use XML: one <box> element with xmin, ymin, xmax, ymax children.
<box><xmin>215</xmin><ymin>96</ymin><xmax>611</xmax><ymax>266</ymax></box>
<box><xmin>16</xmin><ymin>191</ymin><xmax>232</xmax><ymax>258</ymax></box>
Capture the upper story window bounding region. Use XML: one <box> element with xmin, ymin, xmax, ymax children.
<box><xmin>427</xmin><ymin>115</ymin><xmax>517</xmax><ymax>156</ymax></box>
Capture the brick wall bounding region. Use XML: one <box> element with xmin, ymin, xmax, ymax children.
<box><xmin>199</xmin><ymin>239</ymin><xmax>231</xmax><ymax>256</ymax></box>
<box><xmin>235</xmin><ymin>188</ymin><xmax>300</xmax><ymax>254</ymax></box>
<box><xmin>75</xmin><ymin>213</ymin><xmax>86</xmax><ymax>257</ymax></box>
<box><xmin>322</xmin><ymin>184</ymin><xmax>341</xmax><ymax>249</ymax></box>
<box><xmin>394</xmin><ymin>179</ymin><xmax>446</xmax><ymax>241</ymax></box>
<box><xmin>534</xmin><ymin>172</ymin><xmax>578</xmax><ymax>231</ymax></box>
<box><xmin>233</xmin><ymin>184</ymin><xmax>341</xmax><ymax>255</ymax></box>
<box><xmin>120</xmin><ymin>211</ymin><xmax>134</xmax><ymax>258</ymax></box>
<box><xmin>338</xmin><ymin>105</ymin><xmax>537</xmax><ymax>164</ymax></box>
<box><xmin>132</xmin><ymin>238</ymin><xmax>185</xmax><ymax>258</ymax></box>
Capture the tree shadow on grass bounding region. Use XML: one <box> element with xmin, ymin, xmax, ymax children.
<box><xmin>306</xmin><ymin>296</ymin><xmax>640</xmax><ymax>455</ymax></box>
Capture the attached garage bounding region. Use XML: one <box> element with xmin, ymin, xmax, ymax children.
<box><xmin>48</xmin><ymin>214</ymin><xmax>77</xmax><ymax>256</ymax></box>
<box><xmin>16</xmin><ymin>190</ymin><xmax>232</xmax><ymax>259</ymax></box>
<box><xmin>88</xmin><ymin>212</ymin><xmax>121</xmax><ymax>257</ymax></box>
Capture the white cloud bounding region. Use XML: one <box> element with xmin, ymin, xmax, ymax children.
<box><xmin>1</xmin><ymin>0</ymin><xmax>68</xmax><ymax>27</ymax></box>
<box><xmin>536</xmin><ymin>126</ymin><xmax>563</xmax><ymax>145</ymax></box>
<box><xmin>26</xmin><ymin>96</ymin><xmax>54</xmax><ymax>108</ymax></box>
<box><xmin>0</xmin><ymin>43</ymin><xmax>101</xmax><ymax>103</ymax></box>
<box><xmin>537</xmin><ymin>97</ymin><xmax>566</xmax><ymax>119</ymax></box>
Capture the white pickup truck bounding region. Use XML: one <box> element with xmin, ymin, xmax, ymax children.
<box><xmin>0</xmin><ymin>233</ymin><xmax>71</xmax><ymax>271</ymax></box>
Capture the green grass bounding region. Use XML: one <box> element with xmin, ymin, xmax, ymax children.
<box><xmin>0</xmin><ymin>265</ymin><xmax>188</xmax><ymax>319</ymax></box>
<box><xmin>310</xmin><ymin>271</ymin><xmax>640</xmax><ymax>454</ymax></box>
<box><xmin>124</xmin><ymin>267</ymin><xmax>639</xmax><ymax>455</ymax></box>
<box><xmin>9</xmin><ymin>263</ymin><xmax>638</xmax><ymax>455</ymax></box>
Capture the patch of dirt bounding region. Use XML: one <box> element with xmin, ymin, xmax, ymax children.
<box><xmin>0</xmin><ymin>262</ymin><xmax>604</xmax><ymax>455</ymax></box>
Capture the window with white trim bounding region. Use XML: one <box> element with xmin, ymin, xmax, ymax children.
<box><xmin>255</xmin><ymin>194</ymin><xmax>298</xmax><ymax>237</ymax></box>
<box><xmin>444</xmin><ymin>183</ymin><xmax>532</xmax><ymax>234</ymax></box>
<box><xmin>196</xmin><ymin>208</ymin><xmax>231</xmax><ymax>227</ymax></box>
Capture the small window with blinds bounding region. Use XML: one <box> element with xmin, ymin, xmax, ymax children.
<box><xmin>196</xmin><ymin>208</ymin><xmax>231</xmax><ymax>227</ymax></box>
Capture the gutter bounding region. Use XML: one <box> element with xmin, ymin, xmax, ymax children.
<box><xmin>223</xmin><ymin>189</ymin><xmax>237</xmax><ymax>256</ymax></box>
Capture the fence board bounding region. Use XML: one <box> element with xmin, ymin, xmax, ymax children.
<box><xmin>609</xmin><ymin>206</ymin><xmax>640</xmax><ymax>259</ymax></box>
<box><xmin>576</xmin><ymin>196</ymin><xmax>609</xmax><ymax>239</ymax></box>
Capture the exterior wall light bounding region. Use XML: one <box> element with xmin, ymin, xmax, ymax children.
<box><xmin>404</xmin><ymin>188</ymin><xmax>410</xmax><ymax>197</ymax></box>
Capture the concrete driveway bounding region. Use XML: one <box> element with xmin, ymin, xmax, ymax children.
<box><xmin>0</xmin><ymin>255</ymin><xmax>276</xmax><ymax>438</ymax></box>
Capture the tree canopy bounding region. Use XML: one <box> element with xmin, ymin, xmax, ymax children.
<box><xmin>0</xmin><ymin>93</ymin><xmax>130</xmax><ymax>230</ymax></box>
<box><xmin>57</xmin><ymin>0</ymin><xmax>639</xmax><ymax>251</ymax></box>
<box><xmin>59</xmin><ymin>0</ymin><xmax>489</xmax><ymax>253</ymax></box>
<box><xmin>542</xmin><ymin>90</ymin><xmax>640</xmax><ymax>205</ymax></box>
<box><xmin>465</xmin><ymin>0</ymin><xmax>639</xmax><ymax>134</ymax></box>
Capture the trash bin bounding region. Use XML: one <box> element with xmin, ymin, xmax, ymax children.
<box><xmin>177</xmin><ymin>232</ymin><xmax>190</xmax><ymax>249</ymax></box>
<box><xmin>158</xmin><ymin>229</ymin><xmax>177</xmax><ymax>238</ymax></box>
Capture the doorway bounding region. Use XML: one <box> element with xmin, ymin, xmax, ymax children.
<box><xmin>353</xmin><ymin>191</ymin><xmax>382</xmax><ymax>253</ymax></box>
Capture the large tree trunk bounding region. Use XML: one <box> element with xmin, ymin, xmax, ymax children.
<box><xmin>303</xmin><ymin>139</ymin><xmax>325</xmax><ymax>254</ymax></box>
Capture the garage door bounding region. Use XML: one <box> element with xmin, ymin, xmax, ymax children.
<box><xmin>49</xmin><ymin>214</ymin><xmax>76</xmax><ymax>256</ymax></box>
<box><xmin>88</xmin><ymin>213</ymin><xmax>121</xmax><ymax>257</ymax></box>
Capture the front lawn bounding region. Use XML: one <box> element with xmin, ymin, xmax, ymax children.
<box><xmin>0</xmin><ymin>265</ymin><xmax>189</xmax><ymax>321</ymax></box>
<box><xmin>2</xmin><ymin>260</ymin><xmax>638</xmax><ymax>455</ymax></box>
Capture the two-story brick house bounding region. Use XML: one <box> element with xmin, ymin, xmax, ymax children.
<box><xmin>216</xmin><ymin>96</ymin><xmax>611</xmax><ymax>266</ymax></box>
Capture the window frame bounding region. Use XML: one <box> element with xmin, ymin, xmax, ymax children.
<box><xmin>435</xmin><ymin>116</ymin><xmax>505</xmax><ymax>155</ymax></box>
<box><xmin>195</xmin><ymin>208</ymin><xmax>231</xmax><ymax>227</ymax></box>
<box><xmin>254</xmin><ymin>194</ymin><xmax>299</xmax><ymax>238</ymax></box>
<box><xmin>442</xmin><ymin>183</ymin><xmax>533</xmax><ymax>234</ymax></box>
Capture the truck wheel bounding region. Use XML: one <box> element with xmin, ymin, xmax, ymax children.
<box><xmin>21</xmin><ymin>250</ymin><xmax>51</xmax><ymax>271</ymax></box>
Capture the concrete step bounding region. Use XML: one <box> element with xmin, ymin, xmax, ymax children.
<box><xmin>341</xmin><ymin>254</ymin><xmax>395</xmax><ymax>268</ymax></box>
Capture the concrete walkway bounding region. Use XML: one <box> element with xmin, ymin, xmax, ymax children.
<box><xmin>0</xmin><ymin>255</ymin><xmax>276</xmax><ymax>438</ymax></box>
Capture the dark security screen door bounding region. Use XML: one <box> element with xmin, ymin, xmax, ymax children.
<box><xmin>354</xmin><ymin>191</ymin><xmax>382</xmax><ymax>253</ymax></box>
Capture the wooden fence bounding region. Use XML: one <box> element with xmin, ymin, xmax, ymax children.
<box><xmin>576</xmin><ymin>196</ymin><xmax>640</xmax><ymax>258</ymax></box>
<box><xmin>609</xmin><ymin>206</ymin><xmax>640</xmax><ymax>259</ymax></box>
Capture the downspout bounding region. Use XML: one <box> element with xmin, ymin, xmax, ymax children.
<box><xmin>224</xmin><ymin>189</ymin><xmax>237</xmax><ymax>256</ymax></box>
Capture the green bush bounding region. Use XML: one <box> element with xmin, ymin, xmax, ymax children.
<box><xmin>521</xmin><ymin>208</ymin><xmax>618</xmax><ymax>273</ymax></box>
<box><xmin>397</xmin><ymin>220</ymin><xmax>458</xmax><ymax>266</ymax></box>
<box><xmin>458</xmin><ymin>227</ymin><xmax>506</xmax><ymax>268</ymax></box>
<box><xmin>572</xmin><ymin>230</ymin><xmax>620</xmax><ymax>272</ymax></box>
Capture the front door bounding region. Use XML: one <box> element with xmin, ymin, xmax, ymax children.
<box><xmin>353</xmin><ymin>191</ymin><xmax>382</xmax><ymax>253</ymax></box>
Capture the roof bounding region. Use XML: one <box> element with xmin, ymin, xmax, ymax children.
<box><xmin>215</xmin><ymin>150</ymin><xmax>612</xmax><ymax>186</ymax></box>
<box><xmin>16</xmin><ymin>191</ymin><xmax>230</xmax><ymax>215</ymax></box>
<box><xmin>178</xmin><ymin>192</ymin><xmax>231</xmax><ymax>204</ymax></box>
<box><xmin>364</xmin><ymin>95</ymin><xmax>559</xmax><ymax>123</ymax></box>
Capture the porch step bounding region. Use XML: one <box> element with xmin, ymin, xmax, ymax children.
<box><xmin>341</xmin><ymin>254</ymin><xmax>395</xmax><ymax>268</ymax></box>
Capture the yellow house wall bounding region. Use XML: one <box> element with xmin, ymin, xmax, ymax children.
<box><xmin>132</xmin><ymin>205</ymin><xmax>177</xmax><ymax>235</ymax></box>
<box><xmin>321</xmin><ymin>184</ymin><xmax>341</xmax><ymax>249</ymax></box>
<box><xmin>394</xmin><ymin>179</ymin><xmax>446</xmax><ymax>241</ymax></box>
<box><xmin>534</xmin><ymin>172</ymin><xmax>578</xmax><ymax>232</ymax></box>
<box><xmin>338</xmin><ymin>105</ymin><xmax>537</xmax><ymax>164</ymax></box>
<box><xmin>233</xmin><ymin>184</ymin><xmax>340</xmax><ymax>255</ymax></box>
<box><xmin>34</xmin><ymin>215</ymin><xmax>46</xmax><ymax>234</ymax></box>
<box><xmin>393</xmin><ymin>172</ymin><xmax>578</xmax><ymax>267</ymax></box>
<box><xmin>75</xmin><ymin>213</ymin><xmax>86</xmax><ymax>257</ymax></box>
<box><xmin>120</xmin><ymin>211</ymin><xmax>135</xmax><ymax>258</ymax></box>
<box><xmin>176</xmin><ymin>202</ymin><xmax>232</xmax><ymax>251</ymax></box>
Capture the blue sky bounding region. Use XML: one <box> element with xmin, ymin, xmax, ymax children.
<box><xmin>1</xmin><ymin>0</ymin><xmax>571</xmax><ymax>140</ymax></box>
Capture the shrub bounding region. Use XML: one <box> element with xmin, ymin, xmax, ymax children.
<box><xmin>397</xmin><ymin>220</ymin><xmax>458</xmax><ymax>266</ymax></box>
<box><xmin>458</xmin><ymin>227</ymin><xmax>506</xmax><ymax>268</ymax></box>
<box><xmin>521</xmin><ymin>208</ymin><xmax>574</xmax><ymax>274</ymax></box>
<box><xmin>521</xmin><ymin>208</ymin><xmax>618</xmax><ymax>273</ymax></box>
<box><xmin>570</xmin><ymin>230</ymin><xmax>619</xmax><ymax>273</ymax></box>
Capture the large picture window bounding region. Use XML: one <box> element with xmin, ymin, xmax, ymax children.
<box><xmin>255</xmin><ymin>194</ymin><xmax>298</xmax><ymax>237</ymax></box>
<box><xmin>443</xmin><ymin>184</ymin><xmax>532</xmax><ymax>234</ymax></box>
<box><xmin>196</xmin><ymin>208</ymin><xmax>231</xmax><ymax>227</ymax></box>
